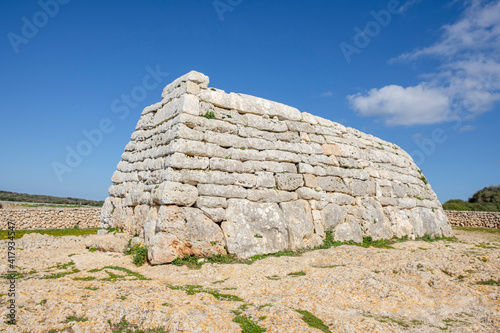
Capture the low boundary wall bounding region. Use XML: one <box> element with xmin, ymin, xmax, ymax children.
<box><xmin>0</xmin><ymin>207</ymin><xmax>101</xmax><ymax>230</ymax></box>
<box><xmin>445</xmin><ymin>210</ymin><xmax>500</xmax><ymax>229</ymax></box>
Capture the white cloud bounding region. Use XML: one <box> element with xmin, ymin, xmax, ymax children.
<box><xmin>320</xmin><ymin>91</ymin><xmax>333</xmax><ymax>97</ymax></box>
<box><xmin>398</xmin><ymin>0</ymin><xmax>422</xmax><ymax>14</ymax></box>
<box><xmin>348</xmin><ymin>84</ymin><xmax>450</xmax><ymax>125</ymax></box>
<box><xmin>349</xmin><ymin>0</ymin><xmax>500</xmax><ymax>126</ymax></box>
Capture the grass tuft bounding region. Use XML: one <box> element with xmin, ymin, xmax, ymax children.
<box><xmin>295</xmin><ymin>310</ymin><xmax>331</xmax><ymax>333</ymax></box>
<box><xmin>167</xmin><ymin>284</ymin><xmax>243</xmax><ymax>302</ymax></box>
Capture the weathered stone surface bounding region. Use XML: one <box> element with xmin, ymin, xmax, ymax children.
<box><xmin>103</xmin><ymin>71</ymin><xmax>453</xmax><ymax>262</ymax></box>
<box><xmin>334</xmin><ymin>215</ymin><xmax>363</xmax><ymax>243</ymax></box>
<box><xmin>84</xmin><ymin>234</ymin><xmax>129</xmax><ymax>253</ymax></box>
<box><xmin>149</xmin><ymin>206</ymin><xmax>226</xmax><ymax>264</ymax></box>
<box><xmin>152</xmin><ymin>181</ymin><xmax>198</xmax><ymax>206</ymax></box>
<box><xmin>275</xmin><ymin>173</ymin><xmax>304</xmax><ymax>191</ymax></box>
<box><xmin>222</xmin><ymin>199</ymin><xmax>289</xmax><ymax>258</ymax></box>
<box><xmin>321</xmin><ymin>204</ymin><xmax>349</xmax><ymax>231</ymax></box>
<box><xmin>280</xmin><ymin>200</ymin><xmax>322</xmax><ymax>250</ymax></box>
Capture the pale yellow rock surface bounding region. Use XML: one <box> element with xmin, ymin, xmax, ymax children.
<box><xmin>0</xmin><ymin>228</ymin><xmax>498</xmax><ymax>332</ymax></box>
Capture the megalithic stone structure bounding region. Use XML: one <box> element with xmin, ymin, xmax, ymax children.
<box><xmin>101</xmin><ymin>71</ymin><xmax>452</xmax><ymax>264</ymax></box>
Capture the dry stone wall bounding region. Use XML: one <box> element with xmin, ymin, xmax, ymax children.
<box><xmin>445</xmin><ymin>210</ymin><xmax>500</xmax><ymax>229</ymax></box>
<box><xmin>0</xmin><ymin>207</ymin><xmax>101</xmax><ymax>230</ymax></box>
<box><xmin>101</xmin><ymin>71</ymin><xmax>453</xmax><ymax>263</ymax></box>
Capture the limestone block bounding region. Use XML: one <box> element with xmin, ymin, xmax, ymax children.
<box><xmin>247</xmin><ymin>189</ymin><xmax>297</xmax><ymax>203</ymax></box>
<box><xmin>255</xmin><ymin>171</ymin><xmax>276</xmax><ymax>188</ymax></box>
<box><xmin>161</xmin><ymin>70</ymin><xmax>209</xmax><ymax>99</ymax></box>
<box><xmin>245</xmin><ymin>137</ymin><xmax>275</xmax><ymax>150</ymax></box>
<box><xmin>143</xmin><ymin>208</ymin><xmax>157</xmax><ymax>246</ymax></box>
<box><xmin>165</xmin><ymin>153</ymin><xmax>209</xmax><ymax>170</ymax></box>
<box><xmin>100</xmin><ymin>198</ymin><xmax>114</xmax><ymax>228</ymax></box>
<box><xmin>148</xmin><ymin>233</ymin><xmax>183</xmax><ymax>265</ymax></box>
<box><xmin>197</xmin><ymin>184</ymin><xmax>247</xmax><ymax>198</ymax></box>
<box><xmin>229</xmin><ymin>148</ymin><xmax>266</xmax><ymax>161</ymax></box>
<box><xmin>301</xmin><ymin>112</ymin><xmax>319</xmax><ymax>124</ymax></box>
<box><xmin>200</xmin><ymin>207</ymin><xmax>225</xmax><ymax>222</ymax></box>
<box><xmin>321</xmin><ymin>204</ymin><xmax>349</xmax><ymax>231</ymax></box>
<box><xmin>204</xmin><ymin>131</ymin><xmax>245</xmax><ymax>148</ymax></box>
<box><xmin>85</xmin><ymin>234</ymin><xmax>129</xmax><ymax>253</ymax></box>
<box><xmin>245</xmin><ymin>114</ymin><xmax>288</xmax><ymax>132</ymax></box>
<box><xmin>141</xmin><ymin>101</ymin><xmax>163</xmax><ymax>115</ymax></box>
<box><xmin>233</xmin><ymin>173</ymin><xmax>257</xmax><ymax>188</ymax></box>
<box><xmin>276</xmin><ymin>131</ymin><xmax>301</xmax><ymax>142</ymax></box>
<box><xmin>167</xmin><ymin>139</ymin><xmax>226</xmax><ymax>158</ymax></box>
<box><xmin>316</xmin><ymin>176</ymin><xmax>349</xmax><ymax>193</ymax></box>
<box><xmin>179</xmin><ymin>113</ymin><xmax>238</xmax><ymax>135</ymax></box>
<box><xmin>196</xmin><ymin>196</ymin><xmax>228</xmax><ymax>208</ymax></box>
<box><xmin>333</xmin><ymin>215</ymin><xmax>363</xmax><ymax>243</ymax></box>
<box><xmin>275</xmin><ymin>173</ymin><xmax>304</xmax><ymax>191</ymax></box>
<box><xmin>200</xmin><ymin>89</ymin><xmax>302</xmax><ymax>121</ymax></box>
<box><xmin>303</xmin><ymin>174</ymin><xmax>318</xmax><ymax>188</ymax></box>
<box><xmin>344</xmin><ymin>179</ymin><xmax>376</xmax><ymax>197</ymax></box>
<box><xmin>152</xmin><ymin>181</ymin><xmax>198</xmax><ymax>206</ymax></box>
<box><xmin>322</xmin><ymin>144</ymin><xmax>341</xmax><ymax>156</ymax></box>
<box><xmin>280</xmin><ymin>200</ymin><xmax>322</xmax><ymax>250</ymax></box>
<box><xmin>154</xmin><ymin>206</ymin><xmax>226</xmax><ymax>257</ymax></box>
<box><xmin>355</xmin><ymin>198</ymin><xmax>393</xmax><ymax>240</ymax></box>
<box><xmin>238</xmin><ymin>125</ymin><xmax>277</xmax><ymax>142</ymax></box>
<box><xmin>210</xmin><ymin>158</ymin><xmax>243</xmax><ymax>173</ymax></box>
<box><xmin>329</xmin><ymin>192</ymin><xmax>356</xmax><ymax>205</ymax></box>
<box><xmin>311</xmin><ymin>210</ymin><xmax>325</xmax><ymax>237</ymax></box>
<box><xmin>298</xmin><ymin>163</ymin><xmax>326</xmax><ymax>176</ymax></box>
<box><xmin>285</xmin><ymin>120</ymin><xmax>315</xmax><ymax>133</ymax></box>
<box><xmin>265</xmin><ymin>150</ymin><xmax>302</xmax><ymax>163</ymax></box>
<box><xmin>222</xmin><ymin>199</ymin><xmax>289</xmax><ymax>258</ymax></box>
<box><xmin>242</xmin><ymin>161</ymin><xmax>297</xmax><ymax>174</ymax></box>
<box><xmin>383</xmin><ymin>206</ymin><xmax>414</xmax><ymax>239</ymax></box>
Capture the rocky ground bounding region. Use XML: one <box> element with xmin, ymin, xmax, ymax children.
<box><xmin>0</xmin><ymin>228</ymin><xmax>498</xmax><ymax>333</ymax></box>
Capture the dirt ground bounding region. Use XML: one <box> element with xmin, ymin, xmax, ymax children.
<box><xmin>0</xmin><ymin>227</ymin><xmax>498</xmax><ymax>333</ymax></box>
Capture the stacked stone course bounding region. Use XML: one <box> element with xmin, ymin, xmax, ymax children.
<box><xmin>101</xmin><ymin>71</ymin><xmax>453</xmax><ymax>263</ymax></box>
<box><xmin>445</xmin><ymin>210</ymin><xmax>500</xmax><ymax>229</ymax></box>
<box><xmin>0</xmin><ymin>207</ymin><xmax>101</xmax><ymax>230</ymax></box>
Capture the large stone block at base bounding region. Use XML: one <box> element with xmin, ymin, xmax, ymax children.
<box><xmin>222</xmin><ymin>199</ymin><xmax>289</xmax><ymax>258</ymax></box>
<box><xmin>147</xmin><ymin>206</ymin><xmax>226</xmax><ymax>265</ymax></box>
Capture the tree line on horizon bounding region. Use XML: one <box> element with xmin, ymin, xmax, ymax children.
<box><xmin>443</xmin><ymin>185</ymin><xmax>500</xmax><ymax>212</ymax></box>
<box><xmin>0</xmin><ymin>190</ymin><xmax>104</xmax><ymax>207</ymax></box>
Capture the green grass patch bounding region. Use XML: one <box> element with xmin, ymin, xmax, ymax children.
<box><xmin>233</xmin><ymin>315</ymin><xmax>266</xmax><ymax>333</ymax></box>
<box><xmin>295</xmin><ymin>310</ymin><xmax>331</xmax><ymax>333</ymax></box>
<box><xmin>202</xmin><ymin>111</ymin><xmax>216</xmax><ymax>119</ymax></box>
<box><xmin>265</xmin><ymin>275</ymin><xmax>280</xmax><ymax>280</ymax></box>
<box><xmin>0</xmin><ymin>228</ymin><xmax>100</xmax><ymax>240</ymax></box>
<box><xmin>166</xmin><ymin>284</ymin><xmax>243</xmax><ymax>302</ymax></box>
<box><xmin>73</xmin><ymin>276</ymin><xmax>96</xmax><ymax>281</ymax></box>
<box><xmin>42</xmin><ymin>268</ymin><xmax>80</xmax><ymax>279</ymax></box>
<box><xmin>476</xmin><ymin>279</ymin><xmax>500</xmax><ymax>286</ymax></box>
<box><xmin>62</xmin><ymin>316</ymin><xmax>88</xmax><ymax>323</ymax></box>
<box><xmin>89</xmin><ymin>266</ymin><xmax>150</xmax><ymax>281</ymax></box>
<box><xmin>1</xmin><ymin>272</ymin><xmax>25</xmax><ymax>279</ymax></box>
<box><xmin>312</xmin><ymin>264</ymin><xmax>346</xmax><ymax>268</ymax></box>
<box><xmin>454</xmin><ymin>226</ymin><xmax>500</xmax><ymax>234</ymax></box>
<box><xmin>170</xmin><ymin>232</ymin><xmax>456</xmax><ymax>270</ymax></box>
<box><xmin>84</xmin><ymin>286</ymin><xmax>99</xmax><ymax>291</ymax></box>
<box><xmin>125</xmin><ymin>245</ymin><xmax>148</xmax><ymax>266</ymax></box>
<box><xmin>287</xmin><ymin>271</ymin><xmax>306</xmax><ymax>277</ymax></box>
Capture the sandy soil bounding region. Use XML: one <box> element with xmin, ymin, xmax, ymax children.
<box><xmin>0</xmin><ymin>228</ymin><xmax>498</xmax><ymax>333</ymax></box>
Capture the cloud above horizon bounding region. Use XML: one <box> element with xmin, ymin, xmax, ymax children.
<box><xmin>348</xmin><ymin>0</ymin><xmax>500</xmax><ymax>126</ymax></box>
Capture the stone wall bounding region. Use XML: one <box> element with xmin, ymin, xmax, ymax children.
<box><xmin>445</xmin><ymin>210</ymin><xmax>500</xmax><ymax>229</ymax></box>
<box><xmin>0</xmin><ymin>207</ymin><xmax>101</xmax><ymax>230</ymax></box>
<box><xmin>101</xmin><ymin>71</ymin><xmax>453</xmax><ymax>263</ymax></box>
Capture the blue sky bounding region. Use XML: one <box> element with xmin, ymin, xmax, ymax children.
<box><xmin>0</xmin><ymin>0</ymin><xmax>498</xmax><ymax>202</ymax></box>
